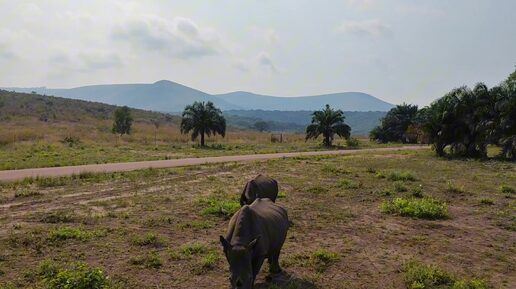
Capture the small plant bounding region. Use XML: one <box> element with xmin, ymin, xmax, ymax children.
<box><xmin>180</xmin><ymin>242</ymin><xmax>208</xmax><ymax>256</ymax></box>
<box><xmin>411</xmin><ymin>185</ymin><xmax>424</xmax><ymax>198</ymax></box>
<box><xmin>14</xmin><ymin>190</ymin><xmax>42</xmax><ymax>198</ymax></box>
<box><xmin>179</xmin><ymin>220</ymin><xmax>214</xmax><ymax>230</ymax></box>
<box><xmin>40</xmin><ymin>211</ymin><xmax>76</xmax><ymax>223</ymax></box>
<box><xmin>366</xmin><ymin>167</ymin><xmax>376</xmax><ymax>174</ymax></box>
<box><xmin>499</xmin><ymin>185</ymin><xmax>514</xmax><ymax>194</ymax></box>
<box><xmin>38</xmin><ymin>260</ymin><xmax>112</xmax><ymax>289</ymax></box>
<box><xmin>376</xmin><ymin>171</ymin><xmax>386</xmax><ymax>179</ymax></box>
<box><xmin>131</xmin><ymin>232</ymin><xmax>165</xmax><ymax>247</ymax></box>
<box><xmin>310</xmin><ymin>249</ymin><xmax>339</xmax><ymax>272</ymax></box>
<box><xmin>48</xmin><ymin>227</ymin><xmax>91</xmax><ymax>242</ymax></box>
<box><xmin>387</xmin><ymin>171</ymin><xmax>417</xmax><ymax>182</ymax></box>
<box><xmin>277</xmin><ymin>191</ymin><xmax>287</xmax><ymax>199</ymax></box>
<box><xmin>307</xmin><ymin>185</ymin><xmax>328</xmax><ymax>194</ymax></box>
<box><xmin>381</xmin><ymin>198</ymin><xmax>448</xmax><ymax>219</ymax></box>
<box><xmin>479</xmin><ymin>198</ymin><xmax>494</xmax><ymax>205</ymax></box>
<box><xmin>338</xmin><ymin>179</ymin><xmax>361</xmax><ymax>189</ymax></box>
<box><xmin>403</xmin><ymin>260</ymin><xmax>489</xmax><ymax>289</ymax></box>
<box><xmin>393</xmin><ymin>181</ymin><xmax>408</xmax><ymax>192</ymax></box>
<box><xmin>199</xmin><ymin>197</ymin><xmax>240</xmax><ymax>219</ymax></box>
<box><xmin>345</xmin><ymin>137</ymin><xmax>360</xmax><ymax>147</ymax></box>
<box><xmin>322</xmin><ymin>165</ymin><xmax>351</xmax><ymax>175</ymax></box>
<box><xmin>130</xmin><ymin>252</ymin><xmax>162</xmax><ymax>269</ymax></box>
<box><xmin>445</xmin><ymin>181</ymin><xmax>466</xmax><ymax>194</ymax></box>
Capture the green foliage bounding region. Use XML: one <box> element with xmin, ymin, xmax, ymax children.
<box><xmin>199</xmin><ymin>197</ymin><xmax>240</xmax><ymax>219</ymax></box>
<box><xmin>284</xmin><ymin>249</ymin><xmax>339</xmax><ymax>273</ymax></box>
<box><xmin>180</xmin><ymin>242</ymin><xmax>209</xmax><ymax>256</ymax></box>
<box><xmin>180</xmin><ymin>101</ymin><xmax>226</xmax><ymax>146</ymax></box>
<box><xmin>393</xmin><ymin>181</ymin><xmax>408</xmax><ymax>192</ymax></box>
<box><xmin>382</xmin><ymin>198</ymin><xmax>448</xmax><ymax>219</ymax></box>
<box><xmin>253</xmin><ymin>120</ymin><xmax>270</xmax><ymax>132</ymax></box>
<box><xmin>499</xmin><ymin>185</ymin><xmax>515</xmax><ymax>194</ymax></box>
<box><xmin>47</xmin><ymin>227</ymin><xmax>100</xmax><ymax>242</ymax></box>
<box><xmin>338</xmin><ymin>179</ymin><xmax>361</xmax><ymax>189</ymax></box>
<box><xmin>112</xmin><ymin>106</ymin><xmax>133</xmax><ymax>136</ymax></box>
<box><xmin>370</xmin><ymin>103</ymin><xmax>419</xmax><ymax>143</ymax></box>
<box><xmin>39</xmin><ymin>260</ymin><xmax>112</xmax><ymax>289</ymax></box>
<box><xmin>131</xmin><ymin>233</ymin><xmax>165</xmax><ymax>247</ymax></box>
<box><xmin>345</xmin><ymin>137</ymin><xmax>360</xmax><ymax>147</ymax></box>
<box><xmin>129</xmin><ymin>252</ymin><xmax>162</xmax><ymax>269</ymax></box>
<box><xmin>403</xmin><ymin>261</ymin><xmax>489</xmax><ymax>289</ymax></box>
<box><xmin>305</xmin><ymin>104</ymin><xmax>351</xmax><ymax>147</ymax></box>
<box><xmin>387</xmin><ymin>171</ymin><xmax>417</xmax><ymax>182</ymax></box>
<box><xmin>306</xmin><ymin>185</ymin><xmax>328</xmax><ymax>194</ymax></box>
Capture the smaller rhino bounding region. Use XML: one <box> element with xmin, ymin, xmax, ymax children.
<box><xmin>240</xmin><ymin>174</ymin><xmax>279</xmax><ymax>206</ymax></box>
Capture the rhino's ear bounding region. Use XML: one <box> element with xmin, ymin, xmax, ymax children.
<box><xmin>248</xmin><ymin>235</ymin><xmax>261</xmax><ymax>250</ymax></box>
<box><xmin>220</xmin><ymin>236</ymin><xmax>230</xmax><ymax>250</ymax></box>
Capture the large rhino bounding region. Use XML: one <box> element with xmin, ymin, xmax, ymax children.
<box><xmin>220</xmin><ymin>198</ymin><xmax>289</xmax><ymax>289</ymax></box>
<box><xmin>240</xmin><ymin>174</ymin><xmax>279</xmax><ymax>206</ymax></box>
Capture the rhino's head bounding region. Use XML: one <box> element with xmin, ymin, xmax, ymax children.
<box><xmin>220</xmin><ymin>236</ymin><xmax>260</xmax><ymax>289</ymax></box>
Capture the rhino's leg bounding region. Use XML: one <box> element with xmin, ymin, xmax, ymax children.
<box><xmin>252</xmin><ymin>256</ymin><xmax>265</xmax><ymax>281</ymax></box>
<box><xmin>268</xmin><ymin>251</ymin><xmax>282</xmax><ymax>274</ymax></box>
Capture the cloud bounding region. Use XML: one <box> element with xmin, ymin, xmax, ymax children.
<box><xmin>112</xmin><ymin>15</ymin><xmax>224</xmax><ymax>59</ymax></box>
<box><xmin>49</xmin><ymin>51</ymin><xmax>122</xmax><ymax>73</ymax></box>
<box><xmin>346</xmin><ymin>0</ymin><xmax>377</xmax><ymax>10</ymax></box>
<box><xmin>250</xmin><ymin>26</ymin><xmax>279</xmax><ymax>46</ymax></box>
<box><xmin>257</xmin><ymin>52</ymin><xmax>277</xmax><ymax>72</ymax></box>
<box><xmin>0</xmin><ymin>43</ymin><xmax>16</xmax><ymax>60</ymax></box>
<box><xmin>336</xmin><ymin>19</ymin><xmax>392</xmax><ymax>38</ymax></box>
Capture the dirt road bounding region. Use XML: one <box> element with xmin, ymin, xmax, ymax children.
<box><xmin>0</xmin><ymin>146</ymin><xmax>428</xmax><ymax>182</ymax></box>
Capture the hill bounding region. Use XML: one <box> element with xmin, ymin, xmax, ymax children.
<box><xmin>217</xmin><ymin>91</ymin><xmax>394</xmax><ymax>111</ymax></box>
<box><xmin>3</xmin><ymin>80</ymin><xmax>393</xmax><ymax>112</ymax></box>
<box><xmin>225</xmin><ymin>110</ymin><xmax>386</xmax><ymax>135</ymax></box>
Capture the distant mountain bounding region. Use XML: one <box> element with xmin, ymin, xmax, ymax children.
<box><xmin>216</xmin><ymin>91</ymin><xmax>394</xmax><ymax>111</ymax></box>
<box><xmin>225</xmin><ymin>110</ymin><xmax>386</xmax><ymax>135</ymax></box>
<box><xmin>3</xmin><ymin>80</ymin><xmax>240</xmax><ymax>112</ymax></box>
<box><xmin>3</xmin><ymin>80</ymin><xmax>393</xmax><ymax>112</ymax></box>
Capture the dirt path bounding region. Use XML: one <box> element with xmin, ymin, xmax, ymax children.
<box><xmin>0</xmin><ymin>146</ymin><xmax>428</xmax><ymax>182</ymax></box>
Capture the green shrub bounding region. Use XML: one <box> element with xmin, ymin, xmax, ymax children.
<box><xmin>345</xmin><ymin>137</ymin><xmax>360</xmax><ymax>147</ymax></box>
<box><xmin>129</xmin><ymin>252</ymin><xmax>162</xmax><ymax>269</ymax></box>
<box><xmin>310</xmin><ymin>249</ymin><xmax>339</xmax><ymax>272</ymax></box>
<box><xmin>393</xmin><ymin>181</ymin><xmax>408</xmax><ymax>192</ymax></box>
<box><xmin>499</xmin><ymin>185</ymin><xmax>514</xmax><ymax>194</ymax></box>
<box><xmin>338</xmin><ymin>179</ymin><xmax>361</xmax><ymax>189</ymax></box>
<box><xmin>200</xmin><ymin>197</ymin><xmax>240</xmax><ymax>219</ymax></box>
<box><xmin>382</xmin><ymin>198</ymin><xmax>448</xmax><ymax>219</ymax></box>
<box><xmin>180</xmin><ymin>242</ymin><xmax>208</xmax><ymax>256</ymax></box>
<box><xmin>387</xmin><ymin>171</ymin><xmax>417</xmax><ymax>182</ymax></box>
<box><xmin>445</xmin><ymin>181</ymin><xmax>466</xmax><ymax>194</ymax></box>
<box><xmin>412</xmin><ymin>185</ymin><xmax>424</xmax><ymax>198</ymax></box>
<box><xmin>39</xmin><ymin>261</ymin><xmax>112</xmax><ymax>289</ymax></box>
<box><xmin>403</xmin><ymin>260</ymin><xmax>489</xmax><ymax>289</ymax></box>
<box><xmin>479</xmin><ymin>198</ymin><xmax>494</xmax><ymax>205</ymax></box>
<box><xmin>48</xmin><ymin>227</ymin><xmax>98</xmax><ymax>242</ymax></box>
<box><xmin>277</xmin><ymin>191</ymin><xmax>287</xmax><ymax>199</ymax></box>
<box><xmin>131</xmin><ymin>233</ymin><xmax>165</xmax><ymax>247</ymax></box>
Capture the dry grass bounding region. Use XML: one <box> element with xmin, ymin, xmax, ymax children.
<box><xmin>0</xmin><ymin>149</ymin><xmax>513</xmax><ymax>288</ymax></box>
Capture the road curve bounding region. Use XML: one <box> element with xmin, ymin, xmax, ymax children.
<box><xmin>0</xmin><ymin>146</ymin><xmax>429</xmax><ymax>182</ymax></box>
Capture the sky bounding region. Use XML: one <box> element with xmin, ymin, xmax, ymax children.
<box><xmin>0</xmin><ymin>0</ymin><xmax>515</xmax><ymax>106</ymax></box>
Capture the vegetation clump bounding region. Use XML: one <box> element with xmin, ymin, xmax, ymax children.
<box><xmin>387</xmin><ymin>171</ymin><xmax>417</xmax><ymax>182</ymax></box>
<box><xmin>199</xmin><ymin>196</ymin><xmax>240</xmax><ymax>219</ymax></box>
<box><xmin>382</xmin><ymin>198</ymin><xmax>448</xmax><ymax>219</ymax></box>
<box><xmin>47</xmin><ymin>227</ymin><xmax>105</xmax><ymax>242</ymax></box>
<box><xmin>180</xmin><ymin>101</ymin><xmax>226</xmax><ymax>147</ymax></box>
<box><xmin>38</xmin><ymin>260</ymin><xmax>112</xmax><ymax>289</ymax></box>
<box><xmin>131</xmin><ymin>232</ymin><xmax>165</xmax><ymax>247</ymax></box>
<box><xmin>403</xmin><ymin>260</ymin><xmax>489</xmax><ymax>289</ymax></box>
<box><xmin>499</xmin><ymin>185</ymin><xmax>514</xmax><ymax>194</ymax></box>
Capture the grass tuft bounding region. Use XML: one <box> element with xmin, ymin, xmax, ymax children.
<box><xmin>382</xmin><ymin>198</ymin><xmax>448</xmax><ymax>219</ymax></box>
<box><xmin>499</xmin><ymin>185</ymin><xmax>514</xmax><ymax>194</ymax></box>
<box><xmin>131</xmin><ymin>232</ymin><xmax>166</xmax><ymax>247</ymax></box>
<box><xmin>387</xmin><ymin>171</ymin><xmax>417</xmax><ymax>182</ymax></box>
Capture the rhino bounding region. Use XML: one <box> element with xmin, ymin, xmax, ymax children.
<box><xmin>240</xmin><ymin>174</ymin><xmax>279</xmax><ymax>206</ymax></box>
<box><xmin>220</xmin><ymin>198</ymin><xmax>289</xmax><ymax>289</ymax></box>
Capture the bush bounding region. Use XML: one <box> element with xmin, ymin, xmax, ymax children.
<box><xmin>39</xmin><ymin>261</ymin><xmax>112</xmax><ymax>289</ymax></box>
<box><xmin>131</xmin><ymin>233</ymin><xmax>165</xmax><ymax>247</ymax></box>
<box><xmin>382</xmin><ymin>198</ymin><xmax>448</xmax><ymax>219</ymax></box>
<box><xmin>180</xmin><ymin>242</ymin><xmax>208</xmax><ymax>256</ymax></box>
<box><xmin>338</xmin><ymin>179</ymin><xmax>361</xmax><ymax>189</ymax></box>
<box><xmin>48</xmin><ymin>227</ymin><xmax>91</xmax><ymax>242</ymax></box>
<box><xmin>129</xmin><ymin>252</ymin><xmax>162</xmax><ymax>269</ymax></box>
<box><xmin>387</xmin><ymin>171</ymin><xmax>417</xmax><ymax>182</ymax></box>
<box><xmin>499</xmin><ymin>185</ymin><xmax>514</xmax><ymax>194</ymax></box>
<box><xmin>199</xmin><ymin>197</ymin><xmax>240</xmax><ymax>219</ymax></box>
<box><xmin>345</xmin><ymin>137</ymin><xmax>360</xmax><ymax>147</ymax></box>
<box><xmin>393</xmin><ymin>181</ymin><xmax>408</xmax><ymax>192</ymax></box>
<box><xmin>403</xmin><ymin>260</ymin><xmax>489</xmax><ymax>289</ymax></box>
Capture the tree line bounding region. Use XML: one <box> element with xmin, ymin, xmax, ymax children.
<box><xmin>370</xmin><ymin>69</ymin><xmax>515</xmax><ymax>159</ymax></box>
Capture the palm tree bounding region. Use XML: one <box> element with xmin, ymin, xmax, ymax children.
<box><xmin>306</xmin><ymin>104</ymin><xmax>351</xmax><ymax>147</ymax></box>
<box><xmin>180</xmin><ymin>101</ymin><xmax>226</xmax><ymax>146</ymax></box>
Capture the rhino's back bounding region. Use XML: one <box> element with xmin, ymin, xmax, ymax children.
<box><xmin>250</xmin><ymin>198</ymin><xmax>289</xmax><ymax>250</ymax></box>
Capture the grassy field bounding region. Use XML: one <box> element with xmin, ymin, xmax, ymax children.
<box><xmin>0</xmin><ymin>121</ymin><xmax>400</xmax><ymax>170</ymax></box>
<box><xmin>0</xmin><ymin>148</ymin><xmax>514</xmax><ymax>288</ymax></box>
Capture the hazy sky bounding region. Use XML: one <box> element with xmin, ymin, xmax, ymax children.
<box><xmin>0</xmin><ymin>0</ymin><xmax>515</xmax><ymax>105</ymax></box>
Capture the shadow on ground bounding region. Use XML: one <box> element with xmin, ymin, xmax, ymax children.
<box><xmin>255</xmin><ymin>271</ymin><xmax>317</xmax><ymax>289</ymax></box>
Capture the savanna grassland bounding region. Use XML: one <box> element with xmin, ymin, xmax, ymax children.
<box><xmin>0</xmin><ymin>149</ymin><xmax>514</xmax><ymax>289</ymax></box>
<box><xmin>0</xmin><ymin>90</ymin><xmax>398</xmax><ymax>170</ymax></box>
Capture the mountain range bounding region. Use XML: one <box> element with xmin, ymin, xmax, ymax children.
<box><xmin>3</xmin><ymin>80</ymin><xmax>394</xmax><ymax>112</ymax></box>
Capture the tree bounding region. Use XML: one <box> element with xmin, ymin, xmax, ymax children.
<box><xmin>112</xmin><ymin>106</ymin><xmax>133</xmax><ymax>136</ymax></box>
<box><xmin>180</xmin><ymin>101</ymin><xmax>226</xmax><ymax>146</ymax></box>
<box><xmin>369</xmin><ymin>103</ymin><xmax>419</xmax><ymax>143</ymax></box>
<box><xmin>305</xmin><ymin>104</ymin><xmax>351</xmax><ymax>147</ymax></box>
<box><xmin>491</xmin><ymin>69</ymin><xmax>516</xmax><ymax>159</ymax></box>
<box><xmin>254</xmin><ymin>121</ymin><xmax>270</xmax><ymax>132</ymax></box>
<box><xmin>151</xmin><ymin>119</ymin><xmax>160</xmax><ymax>147</ymax></box>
